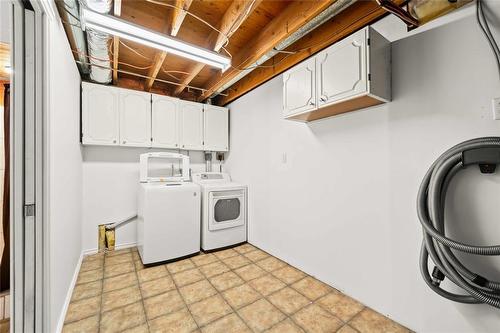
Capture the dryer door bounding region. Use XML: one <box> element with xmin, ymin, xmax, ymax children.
<box><xmin>208</xmin><ymin>189</ymin><xmax>246</xmax><ymax>231</ymax></box>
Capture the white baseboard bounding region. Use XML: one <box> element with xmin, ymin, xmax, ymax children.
<box><xmin>82</xmin><ymin>241</ymin><xmax>137</xmax><ymax>257</ymax></box>
<box><xmin>55</xmin><ymin>253</ymin><xmax>83</xmax><ymax>333</ymax></box>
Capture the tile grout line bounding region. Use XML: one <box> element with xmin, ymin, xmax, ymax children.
<box><xmin>132</xmin><ymin>249</ymin><xmax>152</xmax><ymax>333</ymax></box>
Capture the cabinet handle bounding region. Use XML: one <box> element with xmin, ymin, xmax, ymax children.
<box><xmin>113</xmin><ymin>139</ymin><xmax>116</xmax><ymax>144</ymax></box>
<box><xmin>175</xmin><ymin>144</ymin><xmax>178</xmax><ymax>147</ymax></box>
<box><xmin>122</xmin><ymin>140</ymin><xmax>126</xmax><ymax>144</ymax></box>
<box><xmin>309</xmin><ymin>101</ymin><xmax>315</xmax><ymax>106</ymax></box>
<box><xmin>320</xmin><ymin>96</ymin><xmax>327</xmax><ymax>102</ymax></box>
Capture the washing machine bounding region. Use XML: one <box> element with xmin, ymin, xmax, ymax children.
<box><xmin>192</xmin><ymin>172</ymin><xmax>247</xmax><ymax>251</ymax></box>
<box><xmin>137</xmin><ymin>152</ymin><xmax>201</xmax><ymax>264</ymax></box>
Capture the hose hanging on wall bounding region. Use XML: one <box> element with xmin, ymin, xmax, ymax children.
<box><xmin>417</xmin><ymin>137</ymin><xmax>500</xmax><ymax>309</ymax></box>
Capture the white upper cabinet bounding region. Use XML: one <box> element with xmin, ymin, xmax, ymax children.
<box><xmin>282</xmin><ymin>57</ymin><xmax>316</xmax><ymax>117</ymax></box>
<box><xmin>204</xmin><ymin>104</ymin><xmax>229</xmax><ymax>152</ymax></box>
<box><xmin>151</xmin><ymin>94</ymin><xmax>179</xmax><ymax>149</ymax></box>
<box><xmin>82</xmin><ymin>82</ymin><xmax>119</xmax><ymax>146</ymax></box>
<box><xmin>179</xmin><ymin>100</ymin><xmax>204</xmax><ymax>150</ymax></box>
<box><xmin>283</xmin><ymin>26</ymin><xmax>391</xmax><ymax>122</ymax></box>
<box><xmin>316</xmin><ymin>28</ymin><xmax>367</xmax><ymax>107</ymax></box>
<box><xmin>119</xmin><ymin>89</ymin><xmax>152</xmax><ymax>147</ymax></box>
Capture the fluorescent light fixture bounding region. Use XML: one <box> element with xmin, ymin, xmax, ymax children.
<box><xmin>80</xmin><ymin>8</ymin><xmax>231</xmax><ymax>71</ymax></box>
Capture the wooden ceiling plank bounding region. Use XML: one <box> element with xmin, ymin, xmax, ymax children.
<box><xmin>112</xmin><ymin>0</ymin><xmax>122</xmax><ymax>83</ymax></box>
<box><xmin>198</xmin><ymin>0</ymin><xmax>336</xmax><ymax>101</ymax></box>
<box><xmin>173</xmin><ymin>0</ymin><xmax>262</xmax><ymax>96</ymax></box>
<box><xmin>145</xmin><ymin>0</ymin><xmax>193</xmax><ymax>91</ymax></box>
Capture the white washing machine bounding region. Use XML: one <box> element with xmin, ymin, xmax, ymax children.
<box><xmin>137</xmin><ymin>152</ymin><xmax>201</xmax><ymax>264</ymax></box>
<box><xmin>192</xmin><ymin>172</ymin><xmax>247</xmax><ymax>251</ymax></box>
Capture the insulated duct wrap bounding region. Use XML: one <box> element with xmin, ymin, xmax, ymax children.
<box><xmin>84</xmin><ymin>0</ymin><xmax>113</xmax><ymax>83</ymax></box>
<box><xmin>417</xmin><ymin>137</ymin><xmax>500</xmax><ymax>309</ymax></box>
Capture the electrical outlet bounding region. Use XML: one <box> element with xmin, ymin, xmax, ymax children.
<box><xmin>492</xmin><ymin>97</ymin><xmax>500</xmax><ymax>120</ymax></box>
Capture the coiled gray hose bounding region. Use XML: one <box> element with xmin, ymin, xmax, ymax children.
<box><xmin>417</xmin><ymin>137</ymin><xmax>500</xmax><ymax>308</ymax></box>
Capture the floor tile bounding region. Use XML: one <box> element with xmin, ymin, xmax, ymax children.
<box><xmin>292</xmin><ymin>304</ymin><xmax>343</xmax><ymax>333</ymax></box>
<box><xmin>105</xmin><ymin>253</ymin><xmax>133</xmax><ymax>267</ymax></box>
<box><xmin>172</xmin><ymin>268</ymin><xmax>205</xmax><ymax>287</ymax></box>
<box><xmin>238</xmin><ymin>299</ymin><xmax>285</xmax><ymax>332</ymax></box>
<box><xmin>317</xmin><ymin>291</ymin><xmax>364</xmax><ymax>322</ymax></box>
<box><xmin>64</xmin><ymin>296</ymin><xmax>100</xmax><ymax>323</ymax></box>
<box><xmin>166</xmin><ymin>258</ymin><xmax>196</xmax><ymax>274</ymax></box>
<box><xmin>141</xmin><ymin>276</ymin><xmax>176</xmax><ymax>298</ymax></box>
<box><xmin>244</xmin><ymin>250</ymin><xmax>269</xmax><ymax>262</ymax></box>
<box><xmin>188</xmin><ymin>294</ymin><xmax>232</xmax><ymax>326</ymax></box>
<box><xmin>76</xmin><ymin>268</ymin><xmax>103</xmax><ymax>285</ymax></box>
<box><xmin>103</xmin><ymin>272</ymin><xmax>138</xmax><ymax>293</ymax></box>
<box><xmin>222</xmin><ymin>255</ymin><xmax>251</xmax><ymax>269</ymax></box>
<box><xmin>271</xmin><ymin>266</ymin><xmax>306</xmax><ymax>285</ymax></box>
<box><xmin>100</xmin><ymin>302</ymin><xmax>146</xmax><ymax>333</ymax></box>
<box><xmin>210</xmin><ymin>271</ymin><xmax>244</xmax><ymax>291</ymax></box>
<box><xmin>131</xmin><ymin>251</ymin><xmax>141</xmax><ymax>261</ymax></box>
<box><xmin>80</xmin><ymin>258</ymin><xmax>104</xmax><ymax>272</ymax></box>
<box><xmin>234</xmin><ymin>264</ymin><xmax>267</xmax><ymax>281</ymax></box>
<box><xmin>137</xmin><ymin>265</ymin><xmax>168</xmax><ymax>283</ymax></box>
<box><xmin>249</xmin><ymin>275</ymin><xmax>286</xmax><ymax>296</ymax></box>
<box><xmin>135</xmin><ymin>260</ymin><xmax>145</xmax><ymax>271</ymax></box>
<box><xmin>256</xmin><ymin>257</ymin><xmax>286</xmax><ymax>272</ymax></box>
<box><xmin>349</xmin><ymin>308</ymin><xmax>410</xmax><ymax>333</ymax></box>
<box><xmin>105</xmin><ymin>248</ymin><xmax>131</xmax><ymax>257</ymax></box>
<box><xmin>143</xmin><ymin>289</ymin><xmax>185</xmax><ymax>320</ymax></box>
<box><xmin>191</xmin><ymin>253</ymin><xmax>218</xmax><ymax>266</ymax></box>
<box><xmin>104</xmin><ymin>262</ymin><xmax>135</xmax><ymax>279</ymax></box>
<box><xmin>214</xmin><ymin>248</ymin><xmax>239</xmax><ymax>260</ymax></box>
<box><xmin>265</xmin><ymin>319</ymin><xmax>305</xmax><ymax>333</ymax></box>
<box><xmin>268</xmin><ymin>287</ymin><xmax>311</xmax><ymax>315</ymax></box>
<box><xmin>199</xmin><ymin>261</ymin><xmax>230</xmax><ymax>278</ymax></box>
<box><xmin>71</xmin><ymin>280</ymin><xmax>102</xmax><ymax>302</ymax></box>
<box><xmin>82</xmin><ymin>252</ymin><xmax>104</xmax><ymax>262</ymax></box>
<box><xmin>201</xmin><ymin>313</ymin><xmax>251</xmax><ymax>333</ymax></box>
<box><xmin>222</xmin><ymin>283</ymin><xmax>261</xmax><ymax>309</ymax></box>
<box><xmin>62</xmin><ymin>315</ymin><xmax>99</xmax><ymax>333</ymax></box>
<box><xmin>234</xmin><ymin>243</ymin><xmax>257</xmax><ymax>254</ymax></box>
<box><xmin>179</xmin><ymin>279</ymin><xmax>217</xmax><ymax>304</ymax></box>
<box><xmin>122</xmin><ymin>324</ymin><xmax>149</xmax><ymax>333</ymax></box>
<box><xmin>101</xmin><ymin>285</ymin><xmax>142</xmax><ymax>313</ymax></box>
<box><xmin>149</xmin><ymin>308</ymin><xmax>198</xmax><ymax>333</ymax></box>
<box><xmin>337</xmin><ymin>324</ymin><xmax>359</xmax><ymax>333</ymax></box>
<box><xmin>291</xmin><ymin>277</ymin><xmax>332</xmax><ymax>301</ymax></box>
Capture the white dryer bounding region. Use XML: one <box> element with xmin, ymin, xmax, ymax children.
<box><xmin>192</xmin><ymin>172</ymin><xmax>247</xmax><ymax>251</ymax></box>
<box><xmin>137</xmin><ymin>153</ymin><xmax>201</xmax><ymax>264</ymax></box>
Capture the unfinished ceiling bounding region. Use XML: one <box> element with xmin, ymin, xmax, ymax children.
<box><xmin>57</xmin><ymin>0</ymin><xmax>401</xmax><ymax>105</ymax></box>
<box><xmin>0</xmin><ymin>43</ymin><xmax>10</xmax><ymax>81</ymax></box>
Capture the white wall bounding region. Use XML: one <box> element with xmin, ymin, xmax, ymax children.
<box><xmin>0</xmin><ymin>0</ymin><xmax>11</xmax><ymax>44</ymax></box>
<box><xmin>226</xmin><ymin>13</ymin><xmax>500</xmax><ymax>333</ymax></box>
<box><xmin>81</xmin><ymin>148</ymin><xmax>209</xmax><ymax>252</ymax></box>
<box><xmin>46</xmin><ymin>18</ymin><xmax>82</xmax><ymax>333</ymax></box>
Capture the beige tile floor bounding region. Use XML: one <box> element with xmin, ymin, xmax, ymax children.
<box><xmin>63</xmin><ymin>243</ymin><xmax>411</xmax><ymax>333</ymax></box>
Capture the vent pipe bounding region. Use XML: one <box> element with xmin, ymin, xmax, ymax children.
<box><xmin>60</xmin><ymin>0</ymin><xmax>90</xmax><ymax>74</ymax></box>
<box><xmin>84</xmin><ymin>0</ymin><xmax>113</xmax><ymax>83</ymax></box>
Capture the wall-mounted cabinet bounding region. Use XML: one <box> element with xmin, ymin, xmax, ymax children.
<box><xmin>81</xmin><ymin>82</ymin><xmax>229</xmax><ymax>152</ymax></box>
<box><xmin>283</xmin><ymin>26</ymin><xmax>391</xmax><ymax>122</ymax></box>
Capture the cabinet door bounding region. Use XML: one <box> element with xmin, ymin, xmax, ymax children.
<box><xmin>151</xmin><ymin>95</ymin><xmax>179</xmax><ymax>149</ymax></box>
<box><xmin>283</xmin><ymin>57</ymin><xmax>316</xmax><ymax>117</ymax></box>
<box><xmin>119</xmin><ymin>89</ymin><xmax>151</xmax><ymax>147</ymax></box>
<box><xmin>179</xmin><ymin>100</ymin><xmax>204</xmax><ymax>150</ymax></box>
<box><xmin>204</xmin><ymin>105</ymin><xmax>228</xmax><ymax>151</ymax></box>
<box><xmin>82</xmin><ymin>82</ymin><xmax>119</xmax><ymax>146</ymax></box>
<box><xmin>316</xmin><ymin>28</ymin><xmax>367</xmax><ymax>107</ymax></box>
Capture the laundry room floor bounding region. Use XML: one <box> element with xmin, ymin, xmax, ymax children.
<box><xmin>62</xmin><ymin>244</ymin><xmax>411</xmax><ymax>333</ymax></box>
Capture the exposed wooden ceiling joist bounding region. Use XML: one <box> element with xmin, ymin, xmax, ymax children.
<box><xmin>145</xmin><ymin>0</ymin><xmax>193</xmax><ymax>91</ymax></box>
<box><xmin>0</xmin><ymin>42</ymin><xmax>10</xmax><ymax>81</ymax></box>
<box><xmin>197</xmin><ymin>0</ymin><xmax>336</xmax><ymax>102</ymax></box>
<box><xmin>173</xmin><ymin>0</ymin><xmax>262</xmax><ymax>96</ymax></box>
<box><xmin>112</xmin><ymin>0</ymin><xmax>122</xmax><ymax>83</ymax></box>
<box><xmin>215</xmin><ymin>0</ymin><xmax>395</xmax><ymax>106</ymax></box>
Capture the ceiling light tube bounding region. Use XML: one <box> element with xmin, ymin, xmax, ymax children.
<box><xmin>80</xmin><ymin>8</ymin><xmax>231</xmax><ymax>71</ymax></box>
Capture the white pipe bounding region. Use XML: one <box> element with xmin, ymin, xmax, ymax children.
<box><xmin>105</xmin><ymin>214</ymin><xmax>137</xmax><ymax>230</ymax></box>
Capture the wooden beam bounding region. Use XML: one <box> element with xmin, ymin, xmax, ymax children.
<box><xmin>112</xmin><ymin>0</ymin><xmax>122</xmax><ymax>83</ymax></box>
<box><xmin>214</xmin><ymin>1</ymin><xmax>398</xmax><ymax>106</ymax></box>
<box><xmin>173</xmin><ymin>0</ymin><xmax>262</xmax><ymax>96</ymax></box>
<box><xmin>197</xmin><ymin>0</ymin><xmax>336</xmax><ymax>101</ymax></box>
<box><xmin>145</xmin><ymin>0</ymin><xmax>193</xmax><ymax>91</ymax></box>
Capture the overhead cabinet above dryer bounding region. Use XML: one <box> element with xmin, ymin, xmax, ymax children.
<box><xmin>283</xmin><ymin>26</ymin><xmax>391</xmax><ymax>122</ymax></box>
<box><xmin>81</xmin><ymin>82</ymin><xmax>229</xmax><ymax>152</ymax></box>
